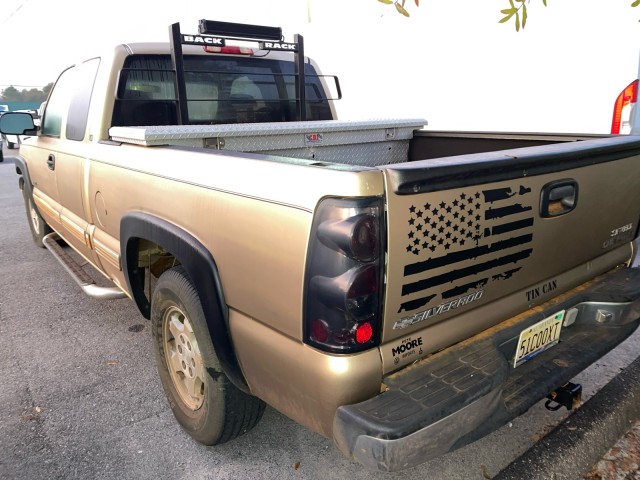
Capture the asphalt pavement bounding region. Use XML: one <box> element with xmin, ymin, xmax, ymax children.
<box><xmin>1</xmin><ymin>148</ymin><xmax>639</xmax><ymax>480</ymax></box>
<box><xmin>496</xmin><ymin>354</ymin><xmax>640</xmax><ymax>480</ymax></box>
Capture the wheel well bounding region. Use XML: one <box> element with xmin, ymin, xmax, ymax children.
<box><xmin>129</xmin><ymin>239</ymin><xmax>180</xmax><ymax>315</ymax></box>
<box><xmin>120</xmin><ymin>212</ymin><xmax>249</xmax><ymax>392</ymax></box>
<box><xmin>138</xmin><ymin>238</ymin><xmax>179</xmax><ymax>278</ymax></box>
<box><xmin>14</xmin><ymin>158</ymin><xmax>29</xmax><ymax>194</ymax></box>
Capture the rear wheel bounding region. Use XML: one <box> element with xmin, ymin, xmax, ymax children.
<box><xmin>22</xmin><ymin>189</ymin><xmax>52</xmax><ymax>247</ymax></box>
<box><xmin>151</xmin><ymin>266</ymin><xmax>265</xmax><ymax>445</ymax></box>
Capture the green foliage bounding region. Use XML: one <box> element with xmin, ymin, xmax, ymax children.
<box><xmin>0</xmin><ymin>83</ymin><xmax>52</xmax><ymax>103</ymax></box>
<box><xmin>381</xmin><ymin>0</ymin><xmax>637</xmax><ymax>28</ymax></box>
<box><xmin>378</xmin><ymin>0</ymin><xmax>418</xmax><ymax>17</ymax></box>
<box><xmin>499</xmin><ymin>0</ymin><xmax>544</xmax><ymax>31</ymax></box>
<box><xmin>1</xmin><ymin>86</ymin><xmax>20</xmax><ymax>102</ymax></box>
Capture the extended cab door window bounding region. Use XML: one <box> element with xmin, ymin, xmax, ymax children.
<box><xmin>66</xmin><ymin>58</ymin><xmax>100</xmax><ymax>141</ymax></box>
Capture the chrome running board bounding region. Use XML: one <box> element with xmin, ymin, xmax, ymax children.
<box><xmin>42</xmin><ymin>232</ymin><xmax>127</xmax><ymax>300</ymax></box>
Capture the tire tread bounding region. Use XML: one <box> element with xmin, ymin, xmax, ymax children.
<box><xmin>152</xmin><ymin>266</ymin><xmax>265</xmax><ymax>446</ymax></box>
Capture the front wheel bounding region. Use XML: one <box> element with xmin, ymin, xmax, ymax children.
<box><xmin>151</xmin><ymin>266</ymin><xmax>265</xmax><ymax>445</ymax></box>
<box><xmin>22</xmin><ymin>189</ymin><xmax>52</xmax><ymax>247</ymax></box>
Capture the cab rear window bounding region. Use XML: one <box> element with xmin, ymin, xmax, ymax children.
<box><xmin>112</xmin><ymin>54</ymin><xmax>333</xmax><ymax>126</ymax></box>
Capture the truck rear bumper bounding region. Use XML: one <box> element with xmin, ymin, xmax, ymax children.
<box><xmin>333</xmin><ymin>266</ymin><xmax>640</xmax><ymax>472</ymax></box>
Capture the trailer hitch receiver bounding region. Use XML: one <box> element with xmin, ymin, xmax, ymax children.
<box><xmin>545</xmin><ymin>382</ymin><xmax>582</xmax><ymax>411</ymax></box>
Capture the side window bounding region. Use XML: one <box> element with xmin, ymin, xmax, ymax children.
<box><xmin>41</xmin><ymin>66</ymin><xmax>77</xmax><ymax>137</ymax></box>
<box><xmin>66</xmin><ymin>58</ymin><xmax>100</xmax><ymax>141</ymax></box>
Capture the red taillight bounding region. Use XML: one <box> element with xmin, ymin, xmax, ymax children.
<box><xmin>203</xmin><ymin>46</ymin><xmax>255</xmax><ymax>55</ymax></box>
<box><xmin>310</xmin><ymin>319</ymin><xmax>329</xmax><ymax>343</ymax></box>
<box><xmin>355</xmin><ymin>322</ymin><xmax>373</xmax><ymax>344</ymax></box>
<box><xmin>611</xmin><ymin>79</ymin><xmax>638</xmax><ymax>134</ymax></box>
<box><xmin>304</xmin><ymin>197</ymin><xmax>385</xmax><ymax>353</ymax></box>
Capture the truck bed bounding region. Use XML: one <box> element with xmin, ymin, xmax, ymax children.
<box><xmin>109</xmin><ymin>119</ymin><xmax>621</xmax><ymax>171</ymax></box>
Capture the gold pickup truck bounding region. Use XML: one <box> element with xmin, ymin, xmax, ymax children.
<box><xmin>3</xmin><ymin>20</ymin><xmax>640</xmax><ymax>472</ymax></box>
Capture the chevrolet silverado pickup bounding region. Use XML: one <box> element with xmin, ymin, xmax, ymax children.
<box><xmin>2</xmin><ymin>20</ymin><xmax>640</xmax><ymax>472</ymax></box>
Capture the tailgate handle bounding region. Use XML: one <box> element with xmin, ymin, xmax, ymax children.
<box><xmin>47</xmin><ymin>154</ymin><xmax>55</xmax><ymax>171</ymax></box>
<box><xmin>540</xmin><ymin>180</ymin><xmax>578</xmax><ymax>217</ymax></box>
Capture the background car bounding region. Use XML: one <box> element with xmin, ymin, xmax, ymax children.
<box><xmin>0</xmin><ymin>104</ymin><xmax>43</xmax><ymax>149</ymax></box>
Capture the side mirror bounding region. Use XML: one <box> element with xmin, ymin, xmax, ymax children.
<box><xmin>0</xmin><ymin>112</ymin><xmax>37</xmax><ymax>135</ymax></box>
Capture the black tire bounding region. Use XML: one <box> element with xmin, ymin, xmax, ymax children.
<box><xmin>0</xmin><ymin>149</ymin><xmax>3</xmax><ymax>162</ymax></box>
<box><xmin>22</xmin><ymin>188</ymin><xmax>52</xmax><ymax>247</ymax></box>
<box><xmin>7</xmin><ymin>141</ymin><xmax>16</xmax><ymax>149</ymax></box>
<box><xmin>151</xmin><ymin>266</ymin><xmax>265</xmax><ymax>445</ymax></box>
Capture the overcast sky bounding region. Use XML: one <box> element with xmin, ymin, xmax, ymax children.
<box><xmin>0</xmin><ymin>0</ymin><xmax>638</xmax><ymax>133</ymax></box>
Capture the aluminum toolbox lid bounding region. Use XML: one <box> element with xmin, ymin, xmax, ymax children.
<box><xmin>108</xmin><ymin>118</ymin><xmax>427</xmax><ymax>149</ymax></box>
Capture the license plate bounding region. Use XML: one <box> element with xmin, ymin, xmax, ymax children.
<box><xmin>514</xmin><ymin>310</ymin><xmax>565</xmax><ymax>367</ymax></box>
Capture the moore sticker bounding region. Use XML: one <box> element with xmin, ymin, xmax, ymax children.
<box><xmin>391</xmin><ymin>336</ymin><xmax>424</xmax><ymax>362</ymax></box>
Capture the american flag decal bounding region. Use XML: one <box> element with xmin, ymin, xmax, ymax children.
<box><xmin>398</xmin><ymin>185</ymin><xmax>534</xmax><ymax>313</ymax></box>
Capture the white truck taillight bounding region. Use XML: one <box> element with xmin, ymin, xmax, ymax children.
<box><xmin>304</xmin><ymin>197</ymin><xmax>385</xmax><ymax>353</ymax></box>
<box><xmin>611</xmin><ymin>79</ymin><xmax>638</xmax><ymax>134</ymax></box>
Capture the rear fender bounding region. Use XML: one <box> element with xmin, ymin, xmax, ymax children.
<box><xmin>120</xmin><ymin>212</ymin><xmax>249</xmax><ymax>392</ymax></box>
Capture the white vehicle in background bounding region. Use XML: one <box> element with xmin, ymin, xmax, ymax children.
<box><xmin>0</xmin><ymin>103</ymin><xmax>44</xmax><ymax>149</ymax></box>
<box><xmin>611</xmin><ymin>54</ymin><xmax>640</xmax><ymax>135</ymax></box>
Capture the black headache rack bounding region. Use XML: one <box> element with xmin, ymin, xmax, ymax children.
<box><xmin>166</xmin><ymin>19</ymin><xmax>338</xmax><ymax>124</ymax></box>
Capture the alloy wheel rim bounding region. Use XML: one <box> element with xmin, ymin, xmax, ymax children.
<box><xmin>162</xmin><ymin>305</ymin><xmax>205</xmax><ymax>410</ymax></box>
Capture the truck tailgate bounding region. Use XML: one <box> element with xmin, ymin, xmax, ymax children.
<box><xmin>379</xmin><ymin>135</ymin><xmax>640</xmax><ymax>366</ymax></box>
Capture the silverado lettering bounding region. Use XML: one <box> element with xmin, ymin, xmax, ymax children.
<box><xmin>394</xmin><ymin>290</ymin><xmax>484</xmax><ymax>330</ymax></box>
<box><xmin>2</xmin><ymin>18</ymin><xmax>640</xmax><ymax>473</ymax></box>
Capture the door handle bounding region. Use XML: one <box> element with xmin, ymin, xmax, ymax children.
<box><xmin>47</xmin><ymin>154</ymin><xmax>55</xmax><ymax>170</ymax></box>
<box><xmin>540</xmin><ymin>179</ymin><xmax>578</xmax><ymax>217</ymax></box>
